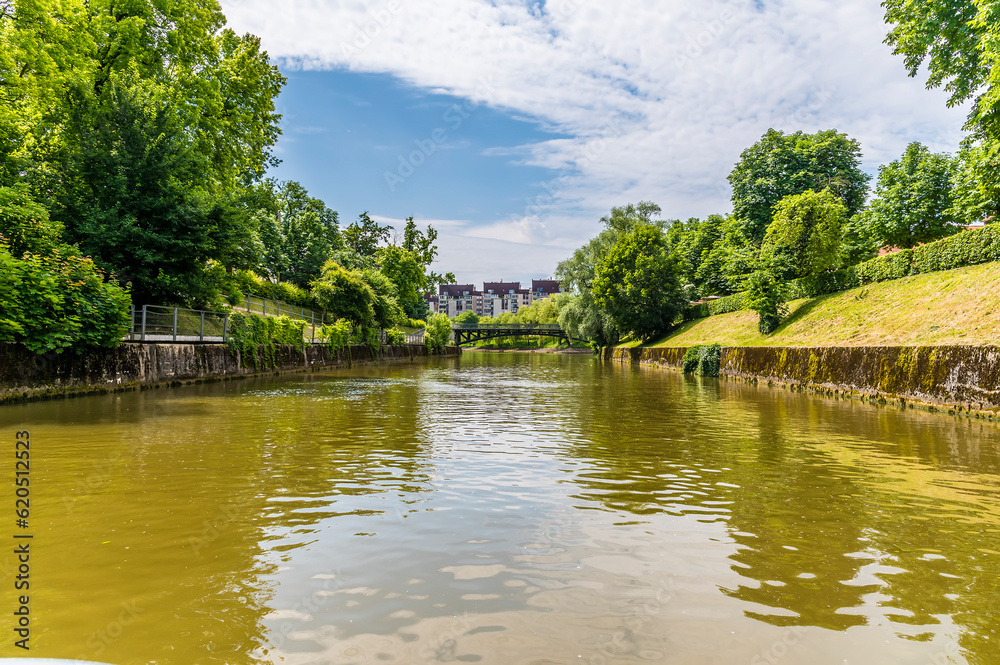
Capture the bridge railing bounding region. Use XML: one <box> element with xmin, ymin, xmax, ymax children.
<box><xmin>452</xmin><ymin>323</ymin><xmax>563</xmax><ymax>331</ymax></box>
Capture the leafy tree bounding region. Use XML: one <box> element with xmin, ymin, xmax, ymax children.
<box><xmin>555</xmin><ymin>228</ymin><xmax>621</xmax><ymax>347</ymax></box>
<box><xmin>376</xmin><ymin>244</ymin><xmax>426</xmax><ymax>319</ymax></box>
<box><xmin>556</xmin><ymin>292</ymin><xmax>618</xmax><ymax>348</ymax></box>
<box><xmin>601</xmin><ymin>201</ymin><xmax>665</xmax><ymax>232</ymax></box>
<box><xmin>555</xmin><ymin>202</ymin><xmax>668</xmax><ymax>346</ymax></box>
<box><xmin>2</xmin><ymin>0</ymin><xmax>285</xmax><ymax>306</ymax></box>
<box><xmin>855</xmin><ymin>142</ymin><xmax>961</xmax><ymax>250</ymax></box>
<box><xmin>0</xmin><ymin>184</ymin><xmax>64</xmax><ymax>257</ymax></box>
<box><xmin>55</xmin><ymin>72</ymin><xmax>234</xmax><ymax>305</ymax></box>
<box><xmin>694</xmin><ymin>217</ymin><xmax>757</xmax><ymax>296</ymax></box>
<box><xmin>728</xmin><ymin>129</ymin><xmax>870</xmax><ymax>243</ymax></box>
<box><xmin>744</xmin><ymin>258</ymin><xmax>788</xmax><ymax>335</ymax></box>
<box><xmin>761</xmin><ymin>189</ymin><xmax>848</xmax><ymax>279</ymax></box>
<box><xmin>882</xmin><ymin>1</ymin><xmax>1000</xmax><ymax>222</ymax></box>
<box><xmin>402</xmin><ymin>217</ymin><xmax>438</xmax><ymax>267</ymax></box>
<box><xmin>950</xmin><ymin>143</ymin><xmax>1000</xmax><ymax>225</ymax></box>
<box><xmin>514</xmin><ymin>294</ymin><xmax>565</xmax><ymax>325</ymax></box>
<box><xmin>344</xmin><ymin>212</ymin><xmax>392</xmax><ymax>257</ymax></box>
<box><xmin>453</xmin><ymin>310</ymin><xmax>480</xmax><ymax>325</ymax></box>
<box><xmin>255</xmin><ymin>180</ymin><xmax>341</xmax><ymax>287</ymax></box>
<box><xmin>311</xmin><ymin>261</ymin><xmax>375</xmax><ymax>326</ymax></box>
<box><xmin>592</xmin><ymin>224</ymin><xmax>687</xmax><ymax>341</ymax></box>
<box><xmin>360</xmin><ymin>268</ymin><xmax>404</xmax><ymax>330</ymax></box>
<box><xmin>426</xmin><ymin>271</ymin><xmax>458</xmax><ymax>293</ymax></box>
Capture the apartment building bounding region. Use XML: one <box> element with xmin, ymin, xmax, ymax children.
<box><xmin>429</xmin><ymin>279</ymin><xmax>563</xmax><ymax>318</ymax></box>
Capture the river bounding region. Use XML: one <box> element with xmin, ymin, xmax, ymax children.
<box><xmin>1</xmin><ymin>351</ymin><xmax>998</xmax><ymax>664</ymax></box>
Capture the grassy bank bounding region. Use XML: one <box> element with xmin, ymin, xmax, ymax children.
<box><xmin>640</xmin><ymin>261</ymin><xmax>1000</xmax><ymax>348</ymax></box>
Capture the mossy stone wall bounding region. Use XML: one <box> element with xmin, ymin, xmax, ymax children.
<box><xmin>0</xmin><ymin>343</ymin><xmax>459</xmax><ymax>404</ymax></box>
<box><xmin>605</xmin><ymin>345</ymin><xmax>1000</xmax><ymax>417</ymax></box>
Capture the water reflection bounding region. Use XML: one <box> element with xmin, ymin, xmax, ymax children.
<box><xmin>1</xmin><ymin>353</ymin><xmax>999</xmax><ymax>664</ymax></box>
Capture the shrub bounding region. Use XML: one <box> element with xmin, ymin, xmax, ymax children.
<box><xmin>232</xmin><ymin>270</ymin><xmax>318</xmax><ymax>309</ymax></box>
<box><xmin>910</xmin><ymin>223</ymin><xmax>1000</xmax><ymax>274</ymax></box>
<box><xmin>682</xmin><ymin>344</ymin><xmax>722</xmax><ymax>376</ymax></box>
<box><xmin>1</xmin><ymin>242</ymin><xmax>131</xmax><ymax>353</ymax></box>
<box><xmin>318</xmin><ymin>319</ymin><xmax>352</xmax><ymax>355</ymax></box>
<box><xmin>386</xmin><ymin>328</ymin><xmax>406</xmax><ymax>345</ymax></box>
<box><xmin>424</xmin><ymin>313</ymin><xmax>452</xmax><ymax>353</ymax></box>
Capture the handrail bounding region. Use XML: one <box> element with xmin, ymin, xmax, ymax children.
<box><xmin>452</xmin><ymin>322</ymin><xmax>563</xmax><ymax>330</ymax></box>
<box><xmin>126</xmin><ymin>304</ymin><xmax>427</xmax><ymax>346</ymax></box>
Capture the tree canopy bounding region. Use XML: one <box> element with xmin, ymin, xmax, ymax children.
<box><xmin>728</xmin><ymin>129</ymin><xmax>870</xmax><ymax>244</ymax></box>
<box><xmin>882</xmin><ymin>0</ymin><xmax>1000</xmax><ymax>222</ymax></box>
<box><xmin>592</xmin><ymin>224</ymin><xmax>687</xmax><ymax>341</ymax></box>
<box><xmin>762</xmin><ymin>189</ymin><xmax>848</xmax><ymax>279</ymax></box>
<box><xmin>854</xmin><ymin>142</ymin><xmax>961</xmax><ymax>250</ymax></box>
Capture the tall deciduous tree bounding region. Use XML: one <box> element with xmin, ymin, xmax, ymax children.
<box><xmin>762</xmin><ymin>189</ymin><xmax>848</xmax><ymax>279</ymax></box>
<box><xmin>728</xmin><ymin>129</ymin><xmax>870</xmax><ymax>244</ymax></box>
<box><xmin>255</xmin><ymin>180</ymin><xmax>341</xmax><ymax>287</ymax></box>
<box><xmin>344</xmin><ymin>212</ymin><xmax>392</xmax><ymax>258</ymax></box>
<box><xmin>592</xmin><ymin>224</ymin><xmax>687</xmax><ymax>341</ymax></box>
<box><xmin>376</xmin><ymin>245</ymin><xmax>425</xmax><ymax>319</ymax></box>
<box><xmin>1</xmin><ymin>0</ymin><xmax>285</xmax><ymax>305</ymax></box>
<box><xmin>882</xmin><ymin>0</ymin><xmax>1000</xmax><ymax>222</ymax></box>
<box><xmin>855</xmin><ymin>142</ymin><xmax>960</xmax><ymax>250</ymax></box>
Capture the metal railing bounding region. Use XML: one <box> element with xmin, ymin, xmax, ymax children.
<box><xmin>128</xmin><ymin>305</ymin><xmax>230</xmax><ymax>343</ymax></box>
<box><xmin>239</xmin><ymin>294</ymin><xmax>326</xmax><ymax>325</ymax></box>
<box><xmin>127</xmin><ymin>304</ymin><xmax>429</xmax><ymax>347</ymax></box>
<box><xmin>452</xmin><ymin>322</ymin><xmax>563</xmax><ymax>331</ymax></box>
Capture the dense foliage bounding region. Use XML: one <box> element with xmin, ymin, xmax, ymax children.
<box><xmin>854</xmin><ymin>142</ymin><xmax>961</xmax><ymax>250</ymax></box>
<box><xmin>592</xmin><ymin>225</ymin><xmax>687</xmax><ymax>341</ymax></box>
<box><xmin>882</xmin><ymin>0</ymin><xmax>1000</xmax><ymax>222</ymax></box>
<box><xmin>682</xmin><ymin>344</ymin><xmax>721</xmax><ymax>377</ymax></box>
<box><xmin>225</xmin><ymin>312</ymin><xmax>306</xmax><ymax>369</ymax></box>
<box><xmin>761</xmin><ymin>189</ymin><xmax>848</xmax><ymax>280</ymax></box>
<box><xmin>1</xmin><ymin>241</ymin><xmax>131</xmax><ymax>353</ymax></box>
<box><xmin>728</xmin><ymin>129</ymin><xmax>870</xmax><ymax>243</ymax></box>
<box><xmin>0</xmin><ymin>0</ymin><xmax>453</xmax><ymax>355</ymax></box>
<box><xmin>424</xmin><ymin>313</ymin><xmax>452</xmax><ymax>353</ymax></box>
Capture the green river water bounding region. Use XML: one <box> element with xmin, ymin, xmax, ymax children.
<box><xmin>1</xmin><ymin>351</ymin><xmax>999</xmax><ymax>664</ymax></box>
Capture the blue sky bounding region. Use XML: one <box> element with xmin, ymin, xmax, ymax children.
<box><xmin>273</xmin><ymin>70</ymin><xmax>567</xmax><ymax>229</ymax></box>
<box><xmin>221</xmin><ymin>0</ymin><xmax>969</xmax><ymax>286</ymax></box>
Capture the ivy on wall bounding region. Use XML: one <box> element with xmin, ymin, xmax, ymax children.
<box><xmin>225</xmin><ymin>312</ymin><xmax>306</xmax><ymax>369</ymax></box>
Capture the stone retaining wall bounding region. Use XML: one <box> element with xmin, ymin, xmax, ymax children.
<box><xmin>604</xmin><ymin>345</ymin><xmax>1000</xmax><ymax>419</ymax></box>
<box><xmin>0</xmin><ymin>342</ymin><xmax>460</xmax><ymax>404</ymax></box>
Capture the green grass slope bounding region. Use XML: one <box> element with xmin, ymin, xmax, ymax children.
<box><xmin>648</xmin><ymin>262</ymin><xmax>1000</xmax><ymax>348</ymax></box>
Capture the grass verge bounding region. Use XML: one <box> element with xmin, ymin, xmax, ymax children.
<box><xmin>644</xmin><ymin>262</ymin><xmax>1000</xmax><ymax>348</ymax></box>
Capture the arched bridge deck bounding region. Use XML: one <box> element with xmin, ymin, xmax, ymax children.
<box><xmin>452</xmin><ymin>323</ymin><xmax>582</xmax><ymax>346</ymax></box>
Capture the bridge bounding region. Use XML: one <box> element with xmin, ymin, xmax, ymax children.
<box><xmin>452</xmin><ymin>322</ymin><xmax>582</xmax><ymax>346</ymax></box>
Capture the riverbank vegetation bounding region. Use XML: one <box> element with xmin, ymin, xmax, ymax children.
<box><xmin>0</xmin><ymin>0</ymin><xmax>454</xmax><ymax>354</ymax></box>
<box><xmin>555</xmin><ymin>1</ymin><xmax>1000</xmax><ymax>349</ymax></box>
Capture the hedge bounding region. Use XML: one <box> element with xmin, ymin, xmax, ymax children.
<box><xmin>684</xmin><ymin>224</ymin><xmax>1000</xmax><ymax>320</ymax></box>
<box><xmin>230</xmin><ymin>271</ymin><xmax>318</xmax><ymax>309</ymax></box>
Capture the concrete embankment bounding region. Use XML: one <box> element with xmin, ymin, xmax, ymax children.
<box><xmin>605</xmin><ymin>345</ymin><xmax>1000</xmax><ymax>419</ymax></box>
<box><xmin>0</xmin><ymin>342</ymin><xmax>460</xmax><ymax>404</ymax></box>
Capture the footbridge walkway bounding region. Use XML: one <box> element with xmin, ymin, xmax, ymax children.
<box><xmin>452</xmin><ymin>322</ymin><xmax>582</xmax><ymax>346</ymax></box>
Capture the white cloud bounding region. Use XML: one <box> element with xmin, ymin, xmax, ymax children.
<box><xmin>221</xmin><ymin>0</ymin><xmax>969</xmax><ymax>281</ymax></box>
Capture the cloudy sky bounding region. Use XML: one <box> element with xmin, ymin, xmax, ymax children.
<box><xmin>219</xmin><ymin>0</ymin><xmax>968</xmax><ymax>286</ymax></box>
